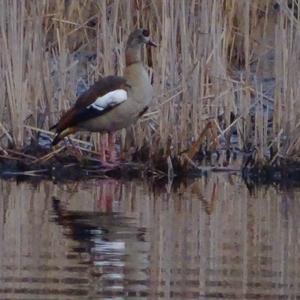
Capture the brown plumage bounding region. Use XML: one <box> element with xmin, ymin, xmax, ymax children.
<box><xmin>51</xmin><ymin>29</ymin><xmax>156</xmax><ymax>146</ymax></box>
<box><xmin>51</xmin><ymin>76</ymin><xmax>129</xmax><ymax>145</ymax></box>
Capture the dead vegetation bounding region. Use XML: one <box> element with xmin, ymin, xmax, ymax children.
<box><xmin>1</xmin><ymin>0</ymin><xmax>300</xmax><ymax>177</ymax></box>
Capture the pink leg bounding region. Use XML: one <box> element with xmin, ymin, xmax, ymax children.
<box><xmin>99</xmin><ymin>133</ymin><xmax>119</xmax><ymax>168</ymax></box>
<box><xmin>99</xmin><ymin>133</ymin><xmax>108</xmax><ymax>162</ymax></box>
<box><xmin>108</xmin><ymin>132</ymin><xmax>117</xmax><ymax>163</ymax></box>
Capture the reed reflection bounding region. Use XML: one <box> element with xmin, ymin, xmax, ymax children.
<box><xmin>0</xmin><ymin>176</ymin><xmax>300</xmax><ymax>299</ymax></box>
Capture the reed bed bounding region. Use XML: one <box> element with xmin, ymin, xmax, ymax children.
<box><xmin>0</xmin><ymin>0</ymin><xmax>300</xmax><ymax>172</ymax></box>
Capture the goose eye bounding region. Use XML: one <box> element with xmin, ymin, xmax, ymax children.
<box><xmin>142</xmin><ymin>29</ymin><xmax>149</xmax><ymax>37</ymax></box>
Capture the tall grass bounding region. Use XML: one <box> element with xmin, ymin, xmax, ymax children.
<box><xmin>0</xmin><ymin>0</ymin><xmax>299</xmax><ymax>166</ymax></box>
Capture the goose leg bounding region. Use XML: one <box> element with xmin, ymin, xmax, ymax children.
<box><xmin>108</xmin><ymin>132</ymin><xmax>117</xmax><ymax>163</ymax></box>
<box><xmin>100</xmin><ymin>133</ymin><xmax>108</xmax><ymax>162</ymax></box>
<box><xmin>99</xmin><ymin>133</ymin><xmax>118</xmax><ymax>168</ymax></box>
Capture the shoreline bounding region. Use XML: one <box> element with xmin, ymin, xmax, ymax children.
<box><xmin>1</xmin><ymin>144</ymin><xmax>300</xmax><ymax>186</ymax></box>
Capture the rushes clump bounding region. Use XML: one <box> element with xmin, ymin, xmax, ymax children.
<box><xmin>0</xmin><ymin>0</ymin><xmax>300</xmax><ymax>170</ymax></box>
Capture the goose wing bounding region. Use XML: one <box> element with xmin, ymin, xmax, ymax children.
<box><xmin>52</xmin><ymin>76</ymin><xmax>129</xmax><ymax>133</ymax></box>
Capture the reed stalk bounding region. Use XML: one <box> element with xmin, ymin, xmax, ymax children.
<box><xmin>0</xmin><ymin>0</ymin><xmax>299</xmax><ymax>166</ymax></box>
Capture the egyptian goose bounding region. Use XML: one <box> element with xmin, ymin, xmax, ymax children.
<box><xmin>51</xmin><ymin>29</ymin><xmax>156</xmax><ymax>146</ymax></box>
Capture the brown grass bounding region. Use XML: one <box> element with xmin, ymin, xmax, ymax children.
<box><xmin>0</xmin><ymin>0</ymin><xmax>299</xmax><ymax>167</ymax></box>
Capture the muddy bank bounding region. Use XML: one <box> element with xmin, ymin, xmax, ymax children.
<box><xmin>1</xmin><ymin>143</ymin><xmax>300</xmax><ymax>186</ymax></box>
<box><xmin>242</xmin><ymin>162</ymin><xmax>300</xmax><ymax>187</ymax></box>
<box><xmin>0</xmin><ymin>145</ymin><xmax>146</xmax><ymax>182</ymax></box>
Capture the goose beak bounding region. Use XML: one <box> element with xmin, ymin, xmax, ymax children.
<box><xmin>147</xmin><ymin>40</ymin><xmax>157</xmax><ymax>47</ymax></box>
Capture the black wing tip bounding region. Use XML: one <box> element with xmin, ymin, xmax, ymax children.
<box><xmin>50</xmin><ymin>123</ymin><xmax>57</xmax><ymax>131</ymax></box>
<box><xmin>50</xmin><ymin>123</ymin><xmax>62</xmax><ymax>146</ymax></box>
<box><xmin>52</xmin><ymin>133</ymin><xmax>61</xmax><ymax>146</ymax></box>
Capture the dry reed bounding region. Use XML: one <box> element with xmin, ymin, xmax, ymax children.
<box><xmin>0</xmin><ymin>0</ymin><xmax>299</xmax><ymax>167</ymax></box>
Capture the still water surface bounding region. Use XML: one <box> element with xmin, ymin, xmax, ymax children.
<box><xmin>0</xmin><ymin>174</ymin><xmax>299</xmax><ymax>299</ymax></box>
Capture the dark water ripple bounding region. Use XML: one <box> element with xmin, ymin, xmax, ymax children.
<box><xmin>0</xmin><ymin>177</ymin><xmax>300</xmax><ymax>299</ymax></box>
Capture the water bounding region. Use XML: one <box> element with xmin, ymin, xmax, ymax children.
<box><xmin>0</xmin><ymin>175</ymin><xmax>300</xmax><ymax>299</ymax></box>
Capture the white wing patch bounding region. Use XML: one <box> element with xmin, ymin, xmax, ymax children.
<box><xmin>88</xmin><ymin>89</ymin><xmax>127</xmax><ymax>111</ymax></box>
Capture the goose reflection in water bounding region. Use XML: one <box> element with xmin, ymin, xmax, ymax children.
<box><xmin>51</xmin><ymin>197</ymin><xmax>150</xmax><ymax>299</ymax></box>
